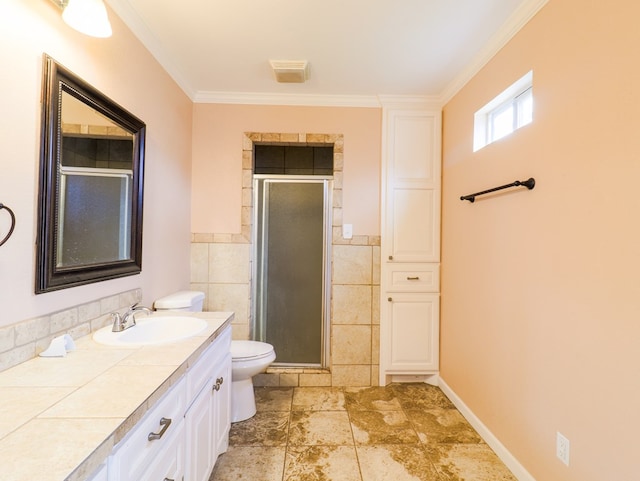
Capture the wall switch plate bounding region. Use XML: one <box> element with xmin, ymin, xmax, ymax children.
<box><xmin>343</xmin><ymin>223</ymin><xmax>353</xmax><ymax>239</ymax></box>
<box><xmin>556</xmin><ymin>431</ymin><xmax>570</xmax><ymax>466</ymax></box>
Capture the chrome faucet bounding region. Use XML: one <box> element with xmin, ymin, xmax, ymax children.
<box><xmin>111</xmin><ymin>303</ymin><xmax>152</xmax><ymax>332</ymax></box>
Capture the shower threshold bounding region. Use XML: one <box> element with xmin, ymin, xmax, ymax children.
<box><xmin>267</xmin><ymin>365</ymin><xmax>328</xmax><ymax>373</ymax></box>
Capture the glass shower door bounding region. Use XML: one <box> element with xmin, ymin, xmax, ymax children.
<box><xmin>254</xmin><ymin>177</ymin><xmax>331</xmax><ymax>367</ymax></box>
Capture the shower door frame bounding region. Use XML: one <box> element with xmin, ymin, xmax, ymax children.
<box><xmin>251</xmin><ymin>175</ymin><xmax>333</xmax><ymax>369</ymax></box>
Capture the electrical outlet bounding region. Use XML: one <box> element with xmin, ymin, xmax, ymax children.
<box><xmin>556</xmin><ymin>431</ymin><xmax>570</xmax><ymax>466</ymax></box>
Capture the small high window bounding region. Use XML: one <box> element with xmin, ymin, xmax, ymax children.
<box><xmin>474</xmin><ymin>71</ymin><xmax>533</xmax><ymax>152</ymax></box>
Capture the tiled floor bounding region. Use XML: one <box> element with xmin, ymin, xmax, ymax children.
<box><xmin>210</xmin><ymin>384</ymin><xmax>517</xmax><ymax>481</ymax></box>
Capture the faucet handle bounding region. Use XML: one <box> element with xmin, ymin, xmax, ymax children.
<box><xmin>110</xmin><ymin>312</ymin><xmax>123</xmax><ymax>332</ymax></box>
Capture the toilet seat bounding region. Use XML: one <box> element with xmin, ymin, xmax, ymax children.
<box><xmin>231</xmin><ymin>340</ymin><xmax>274</xmax><ymax>361</ymax></box>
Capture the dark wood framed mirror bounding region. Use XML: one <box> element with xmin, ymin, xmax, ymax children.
<box><xmin>36</xmin><ymin>54</ymin><xmax>146</xmax><ymax>293</ymax></box>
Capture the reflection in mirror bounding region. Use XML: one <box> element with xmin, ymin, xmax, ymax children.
<box><xmin>37</xmin><ymin>55</ymin><xmax>146</xmax><ymax>293</ymax></box>
<box><xmin>59</xmin><ymin>92</ymin><xmax>134</xmax><ymax>267</ymax></box>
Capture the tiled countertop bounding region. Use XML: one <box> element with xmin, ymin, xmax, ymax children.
<box><xmin>0</xmin><ymin>311</ymin><xmax>233</xmax><ymax>481</ymax></box>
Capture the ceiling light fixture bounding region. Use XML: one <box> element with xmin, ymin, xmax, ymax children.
<box><xmin>269</xmin><ymin>60</ymin><xmax>309</xmax><ymax>83</ymax></box>
<box><xmin>50</xmin><ymin>0</ymin><xmax>113</xmax><ymax>38</ymax></box>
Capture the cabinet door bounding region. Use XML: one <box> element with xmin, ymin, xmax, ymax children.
<box><xmin>184</xmin><ymin>378</ymin><xmax>214</xmax><ymax>481</ymax></box>
<box><xmin>212</xmin><ymin>353</ymin><xmax>232</xmax><ymax>460</ymax></box>
<box><xmin>383</xmin><ymin>293</ymin><xmax>439</xmax><ymax>372</ymax></box>
<box><xmin>383</xmin><ymin>109</ymin><xmax>441</xmax><ymax>263</ymax></box>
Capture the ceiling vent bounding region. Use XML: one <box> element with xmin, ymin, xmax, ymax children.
<box><xmin>269</xmin><ymin>60</ymin><xmax>309</xmax><ymax>83</ymax></box>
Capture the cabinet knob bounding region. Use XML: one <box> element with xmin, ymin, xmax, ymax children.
<box><xmin>388</xmin><ymin>255</ymin><xmax>393</xmax><ymax>260</ymax></box>
<box><xmin>387</xmin><ymin>297</ymin><xmax>393</xmax><ymax>302</ymax></box>
<box><xmin>213</xmin><ymin>377</ymin><xmax>224</xmax><ymax>392</ymax></box>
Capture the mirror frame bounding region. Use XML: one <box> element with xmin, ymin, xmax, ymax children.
<box><xmin>36</xmin><ymin>55</ymin><xmax>146</xmax><ymax>293</ymax></box>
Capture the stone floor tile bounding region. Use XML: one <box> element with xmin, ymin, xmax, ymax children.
<box><xmin>289</xmin><ymin>411</ymin><xmax>353</xmax><ymax>446</ymax></box>
<box><xmin>427</xmin><ymin>444</ymin><xmax>517</xmax><ymax>481</ymax></box>
<box><xmin>292</xmin><ymin>386</ymin><xmax>346</xmax><ymax>411</ymax></box>
<box><xmin>357</xmin><ymin>445</ymin><xmax>440</xmax><ymax>481</ymax></box>
<box><xmin>255</xmin><ymin>386</ymin><xmax>294</xmax><ymax>411</ymax></box>
<box><xmin>350</xmin><ymin>410</ymin><xmax>419</xmax><ymax>445</ymax></box>
<box><xmin>406</xmin><ymin>408</ymin><xmax>483</xmax><ymax>445</ymax></box>
<box><xmin>210</xmin><ymin>446</ymin><xmax>286</xmax><ymax>481</ymax></box>
<box><xmin>284</xmin><ymin>445</ymin><xmax>361</xmax><ymax>481</ymax></box>
<box><xmin>344</xmin><ymin>386</ymin><xmax>402</xmax><ymax>411</ymax></box>
<box><xmin>229</xmin><ymin>411</ymin><xmax>289</xmax><ymax>446</ymax></box>
<box><xmin>391</xmin><ymin>383</ymin><xmax>455</xmax><ymax>410</ymax></box>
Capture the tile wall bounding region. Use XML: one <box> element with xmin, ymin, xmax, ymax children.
<box><xmin>190</xmin><ymin>132</ymin><xmax>380</xmax><ymax>387</ymax></box>
<box><xmin>0</xmin><ymin>288</ymin><xmax>141</xmax><ymax>372</ymax></box>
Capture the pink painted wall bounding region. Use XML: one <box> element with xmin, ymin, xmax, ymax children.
<box><xmin>441</xmin><ymin>1</ymin><xmax>640</xmax><ymax>479</ymax></box>
<box><xmin>192</xmin><ymin>103</ymin><xmax>381</xmax><ymax>235</ymax></box>
<box><xmin>0</xmin><ymin>1</ymin><xmax>192</xmax><ymax>326</ymax></box>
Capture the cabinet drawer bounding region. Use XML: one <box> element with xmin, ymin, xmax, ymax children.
<box><xmin>109</xmin><ymin>377</ymin><xmax>186</xmax><ymax>481</ymax></box>
<box><xmin>137</xmin><ymin>419</ymin><xmax>184</xmax><ymax>481</ymax></box>
<box><xmin>386</xmin><ymin>263</ymin><xmax>439</xmax><ymax>292</ymax></box>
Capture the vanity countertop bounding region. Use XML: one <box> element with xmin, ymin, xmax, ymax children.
<box><xmin>0</xmin><ymin>311</ymin><xmax>234</xmax><ymax>481</ymax></box>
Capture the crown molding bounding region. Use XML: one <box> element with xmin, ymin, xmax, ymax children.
<box><xmin>104</xmin><ymin>0</ymin><xmax>196</xmax><ymax>99</ymax></box>
<box><xmin>377</xmin><ymin>95</ymin><xmax>444</xmax><ymax>110</ymax></box>
<box><xmin>107</xmin><ymin>0</ymin><xmax>548</xmax><ymax>108</ymax></box>
<box><xmin>193</xmin><ymin>91</ymin><xmax>382</xmax><ymax>108</ymax></box>
<box><xmin>438</xmin><ymin>0</ymin><xmax>550</xmax><ymax>105</ymax></box>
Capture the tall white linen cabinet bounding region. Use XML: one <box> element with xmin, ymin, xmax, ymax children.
<box><xmin>379</xmin><ymin>102</ymin><xmax>442</xmax><ymax>385</ymax></box>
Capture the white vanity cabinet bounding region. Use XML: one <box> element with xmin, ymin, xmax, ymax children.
<box><xmin>105</xmin><ymin>323</ymin><xmax>232</xmax><ymax>481</ymax></box>
<box><xmin>380</xmin><ymin>105</ymin><xmax>441</xmax><ymax>384</ymax></box>
<box><xmin>184</xmin><ymin>328</ymin><xmax>231</xmax><ymax>481</ymax></box>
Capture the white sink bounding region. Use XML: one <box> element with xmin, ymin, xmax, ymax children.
<box><xmin>93</xmin><ymin>316</ymin><xmax>208</xmax><ymax>346</ymax></box>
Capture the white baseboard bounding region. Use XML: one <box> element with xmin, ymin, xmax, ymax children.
<box><xmin>437</xmin><ymin>377</ymin><xmax>537</xmax><ymax>481</ymax></box>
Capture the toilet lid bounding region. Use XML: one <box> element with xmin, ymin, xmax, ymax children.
<box><xmin>230</xmin><ymin>340</ymin><xmax>274</xmax><ymax>360</ymax></box>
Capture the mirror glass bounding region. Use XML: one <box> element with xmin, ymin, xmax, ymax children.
<box><xmin>36</xmin><ymin>55</ymin><xmax>146</xmax><ymax>293</ymax></box>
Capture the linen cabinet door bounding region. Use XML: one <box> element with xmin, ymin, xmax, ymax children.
<box><xmin>384</xmin><ymin>292</ymin><xmax>439</xmax><ymax>373</ymax></box>
<box><xmin>383</xmin><ymin>109</ymin><xmax>441</xmax><ymax>264</ymax></box>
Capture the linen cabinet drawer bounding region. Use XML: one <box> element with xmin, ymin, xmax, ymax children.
<box><xmin>386</xmin><ymin>263</ymin><xmax>439</xmax><ymax>292</ymax></box>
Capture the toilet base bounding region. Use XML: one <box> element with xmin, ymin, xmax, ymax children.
<box><xmin>231</xmin><ymin>378</ymin><xmax>256</xmax><ymax>423</ymax></box>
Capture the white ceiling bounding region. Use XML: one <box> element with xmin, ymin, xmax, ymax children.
<box><xmin>105</xmin><ymin>0</ymin><xmax>546</xmax><ymax>105</ymax></box>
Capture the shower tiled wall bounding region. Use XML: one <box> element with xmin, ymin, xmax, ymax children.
<box><xmin>190</xmin><ymin>131</ymin><xmax>380</xmax><ymax>387</ymax></box>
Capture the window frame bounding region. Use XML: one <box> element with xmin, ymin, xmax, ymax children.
<box><xmin>474</xmin><ymin>71</ymin><xmax>533</xmax><ymax>152</ymax></box>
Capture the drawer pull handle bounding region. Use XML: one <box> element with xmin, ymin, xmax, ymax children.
<box><xmin>407</xmin><ymin>276</ymin><xmax>420</xmax><ymax>280</ymax></box>
<box><xmin>148</xmin><ymin>417</ymin><xmax>172</xmax><ymax>441</ymax></box>
<box><xmin>164</xmin><ymin>479</ymin><xmax>175</xmax><ymax>481</ymax></box>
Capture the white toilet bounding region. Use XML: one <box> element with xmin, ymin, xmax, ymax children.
<box><xmin>154</xmin><ymin>290</ymin><xmax>275</xmax><ymax>423</ymax></box>
<box><xmin>229</xmin><ymin>340</ymin><xmax>276</xmax><ymax>423</ymax></box>
<box><xmin>154</xmin><ymin>290</ymin><xmax>205</xmax><ymax>312</ymax></box>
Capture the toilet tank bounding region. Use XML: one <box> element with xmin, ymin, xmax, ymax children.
<box><xmin>154</xmin><ymin>291</ymin><xmax>205</xmax><ymax>312</ymax></box>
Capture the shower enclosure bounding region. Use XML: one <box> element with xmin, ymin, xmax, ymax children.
<box><xmin>252</xmin><ymin>176</ymin><xmax>332</xmax><ymax>367</ymax></box>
